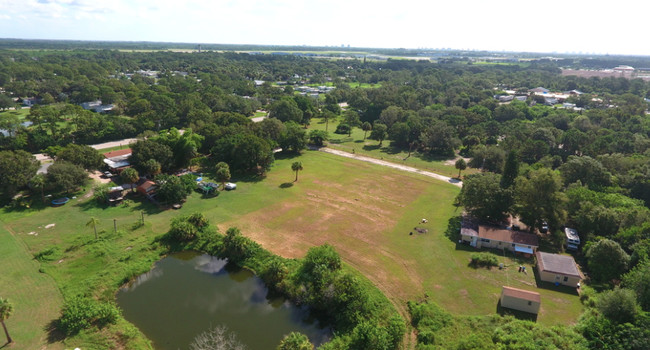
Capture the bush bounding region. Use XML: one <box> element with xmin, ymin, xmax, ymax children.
<box><xmin>470</xmin><ymin>252</ymin><xmax>499</xmax><ymax>267</ymax></box>
<box><xmin>58</xmin><ymin>296</ymin><xmax>120</xmax><ymax>335</ymax></box>
<box><xmin>335</xmin><ymin>123</ymin><xmax>350</xmax><ymax>134</ymax></box>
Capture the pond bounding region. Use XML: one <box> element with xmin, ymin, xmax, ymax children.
<box><xmin>116</xmin><ymin>251</ymin><xmax>330</xmax><ymax>350</ymax></box>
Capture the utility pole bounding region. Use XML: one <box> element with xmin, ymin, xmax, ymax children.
<box><xmin>114</xmin><ymin>219</ymin><xmax>117</xmax><ymax>233</ymax></box>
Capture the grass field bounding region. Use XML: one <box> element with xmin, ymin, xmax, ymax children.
<box><xmin>0</xmin><ymin>150</ymin><xmax>582</xmax><ymax>348</ymax></box>
<box><xmin>308</xmin><ymin>117</ymin><xmax>478</xmax><ymax>178</ymax></box>
<box><xmin>0</xmin><ymin>108</ymin><xmax>30</xmax><ymax>120</ymax></box>
<box><xmin>0</xmin><ymin>226</ymin><xmax>63</xmax><ymax>350</ymax></box>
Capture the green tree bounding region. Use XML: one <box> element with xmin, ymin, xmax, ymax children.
<box><xmin>120</xmin><ymin>167</ymin><xmax>140</xmax><ymax>193</ymax></box>
<box><xmin>559</xmin><ymin>156</ymin><xmax>611</xmax><ymax>190</ymax></box>
<box><xmin>142</xmin><ymin>159</ymin><xmax>161</xmax><ymax>178</ymax></box>
<box><xmin>361</xmin><ymin>121</ymin><xmax>372</xmax><ymax>140</ymax></box>
<box><xmin>458</xmin><ymin>173</ymin><xmax>512</xmax><ymax>222</ymax></box>
<box><xmin>342</xmin><ymin>110</ymin><xmax>361</xmax><ymax>136</ymax></box>
<box><xmin>0</xmin><ymin>94</ymin><xmax>14</xmax><ymax>111</ymax></box>
<box><xmin>57</xmin><ymin>144</ymin><xmax>104</xmax><ymax>170</ymax></box>
<box><xmin>86</xmin><ymin>217</ymin><xmax>100</xmax><ymax>239</ymax></box>
<box><xmin>514</xmin><ymin>168</ymin><xmax>567</xmax><ymax>231</ymax></box>
<box><xmin>308</xmin><ymin>129</ymin><xmax>328</xmax><ymax>147</ymax></box>
<box><xmin>369</xmin><ymin>123</ymin><xmax>388</xmax><ymax>146</ymax></box>
<box><xmin>469</xmin><ymin>145</ymin><xmax>506</xmax><ymax>173</ymax></box>
<box><xmin>215</xmin><ymin>162</ymin><xmax>231</xmax><ymax>191</ymax></box>
<box><xmin>586</xmin><ymin>239</ymin><xmax>630</xmax><ymax>283</ymax></box>
<box><xmin>321</xmin><ymin>110</ymin><xmax>336</xmax><ymax>132</ymax></box>
<box><xmin>277</xmin><ymin>332</ymin><xmax>313</xmax><ymax>350</ymax></box>
<box><xmin>212</xmin><ymin>133</ymin><xmax>274</xmax><ymax>174</ymax></box>
<box><xmin>455</xmin><ymin>158</ymin><xmax>467</xmax><ymax>178</ymax></box>
<box><xmin>46</xmin><ymin>161</ymin><xmax>88</xmax><ymax>194</ymax></box>
<box><xmin>292</xmin><ymin>161</ymin><xmax>303</xmax><ymax>182</ymax></box>
<box><xmin>155</xmin><ymin>174</ymin><xmax>193</xmax><ymax>204</ymax></box>
<box><xmin>29</xmin><ymin>173</ymin><xmax>46</xmax><ymax>203</ymax></box>
<box><xmin>130</xmin><ymin>139</ymin><xmax>174</xmax><ymax>172</ymax></box>
<box><xmin>622</xmin><ymin>260</ymin><xmax>650</xmax><ymax>311</ymax></box>
<box><xmin>0</xmin><ymin>298</ymin><xmax>13</xmax><ymax>344</ymax></box>
<box><xmin>500</xmin><ymin>151</ymin><xmax>519</xmax><ymax>188</ymax></box>
<box><xmin>279</xmin><ymin>122</ymin><xmax>307</xmax><ymax>153</ymax></box>
<box><xmin>270</xmin><ymin>99</ymin><xmax>303</xmax><ymax>123</ymax></box>
<box><xmin>596</xmin><ymin>287</ymin><xmax>638</xmax><ymax>324</ymax></box>
<box><xmin>0</xmin><ymin>150</ymin><xmax>39</xmax><ymax>200</ymax></box>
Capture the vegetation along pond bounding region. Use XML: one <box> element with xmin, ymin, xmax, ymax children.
<box><xmin>116</xmin><ymin>251</ymin><xmax>330</xmax><ymax>349</ymax></box>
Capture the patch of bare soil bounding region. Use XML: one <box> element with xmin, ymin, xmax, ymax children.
<box><xmin>219</xmin><ymin>173</ymin><xmax>432</xmax><ymax>337</ymax></box>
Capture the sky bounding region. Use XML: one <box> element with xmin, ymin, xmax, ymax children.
<box><xmin>0</xmin><ymin>0</ymin><xmax>649</xmax><ymax>56</ymax></box>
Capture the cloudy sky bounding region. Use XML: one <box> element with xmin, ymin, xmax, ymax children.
<box><xmin>0</xmin><ymin>0</ymin><xmax>648</xmax><ymax>55</ymax></box>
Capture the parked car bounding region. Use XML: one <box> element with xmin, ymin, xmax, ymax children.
<box><xmin>540</xmin><ymin>221</ymin><xmax>549</xmax><ymax>233</ymax></box>
<box><xmin>103</xmin><ymin>171</ymin><xmax>113</xmax><ymax>178</ymax></box>
<box><xmin>225</xmin><ymin>182</ymin><xmax>237</xmax><ymax>190</ymax></box>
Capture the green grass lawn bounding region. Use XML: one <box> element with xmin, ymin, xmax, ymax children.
<box><xmin>308</xmin><ymin>117</ymin><xmax>478</xmax><ymax>178</ymax></box>
<box><xmin>0</xmin><ymin>226</ymin><xmax>64</xmax><ymax>350</ymax></box>
<box><xmin>253</xmin><ymin>110</ymin><xmax>268</xmax><ymax>118</ymax></box>
<box><xmin>0</xmin><ymin>150</ymin><xmax>582</xmax><ymax>348</ymax></box>
<box><xmin>0</xmin><ymin>108</ymin><xmax>30</xmax><ymax>121</ymax></box>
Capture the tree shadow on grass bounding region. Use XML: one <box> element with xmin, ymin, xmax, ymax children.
<box><xmin>45</xmin><ymin>318</ymin><xmax>65</xmax><ymax>344</ymax></box>
<box><xmin>496</xmin><ymin>300</ymin><xmax>538</xmax><ymax>322</ymax></box>
<box><xmin>417</xmin><ymin>152</ymin><xmax>455</xmax><ymax>162</ymax></box>
<box><xmin>362</xmin><ymin>144</ymin><xmax>381</xmax><ymax>151</ymax></box>
<box><xmin>274</xmin><ymin>151</ymin><xmax>303</xmax><ymax>161</ymax></box>
<box><xmin>279</xmin><ymin>182</ymin><xmax>294</xmax><ymax>189</ymax></box>
<box><xmin>444</xmin><ymin>215</ymin><xmax>462</xmax><ymax>243</ymax></box>
<box><xmin>378</xmin><ymin>145</ymin><xmax>403</xmax><ymax>155</ymax></box>
<box><xmin>354</xmin><ymin>140</ymin><xmax>364</xmax><ymax>143</ymax></box>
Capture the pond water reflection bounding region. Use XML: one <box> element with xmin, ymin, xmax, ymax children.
<box><xmin>116</xmin><ymin>252</ymin><xmax>330</xmax><ymax>349</ymax></box>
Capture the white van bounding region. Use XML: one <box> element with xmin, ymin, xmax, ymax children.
<box><xmin>565</xmin><ymin>227</ymin><xmax>580</xmax><ymax>250</ymax></box>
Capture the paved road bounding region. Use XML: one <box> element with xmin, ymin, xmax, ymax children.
<box><xmin>316</xmin><ymin>147</ymin><xmax>463</xmax><ymax>188</ymax></box>
<box><xmin>34</xmin><ymin>138</ymin><xmax>139</xmax><ymax>162</ymax></box>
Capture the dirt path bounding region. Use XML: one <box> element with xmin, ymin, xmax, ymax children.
<box><xmin>317</xmin><ymin>147</ymin><xmax>463</xmax><ymax>188</ymax></box>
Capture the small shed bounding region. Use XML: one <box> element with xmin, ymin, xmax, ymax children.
<box><xmin>500</xmin><ymin>286</ymin><xmax>541</xmax><ymax>315</ymax></box>
<box><xmin>136</xmin><ymin>180</ymin><xmax>157</xmax><ymax>196</ymax></box>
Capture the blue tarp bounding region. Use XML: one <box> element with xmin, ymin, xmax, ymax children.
<box><xmin>514</xmin><ymin>245</ymin><xmax>534</xmax><ymax>254</ymax></box>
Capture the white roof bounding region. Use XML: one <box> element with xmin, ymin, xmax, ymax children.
<box><xmin>103</xmin><ymin>158</ymin><xmax>130</xmax><ymax>169</ymax></box>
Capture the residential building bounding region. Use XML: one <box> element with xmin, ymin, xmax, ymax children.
<box><xmin>461</xmin><ymin>225</ymin><xmax>539</xmax><ymax>256</ymax></box>
<box><xmin>103</xmin><ymin>148</ymin><xmax>132</xmax><ymax>173</ymax></box>
<box><xmin>500</xmin><ymin>286</ymin><xmax>541</xmax><ymax>314</ymax></box>
<box><xmin>535</xmin><ymin>251</ymin><xmax>583</xmax><ymax>288</ymax></box>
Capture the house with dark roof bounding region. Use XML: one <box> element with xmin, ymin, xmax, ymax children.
<box><xmin>462</xmin><ymin>225</ymin><xmax>538</xmax><ymax>256</ymax></box>
<box><xmin>500</xmin><ymin>286</ymin><xmax>541</xmax><ymax>315</ymax></box>
<box><xmin>535</xmin><ymin>251</ymin><xmax>583</xmax><ymax>288</ymax></box>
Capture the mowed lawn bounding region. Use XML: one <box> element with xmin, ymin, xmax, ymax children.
<box><xmin>0</xmin><ymin>226</ymin><xmax>63</xmax><ymax>350</ymax></box>
<box><xmin>308</xmin><ymin>117</ymin><xmax>479</xmax><ymax>179</ymax></box>
<box><xmin>1</xmin><ymin>150</ymin><xmax>582</xmax><ymax>348</ymax></box>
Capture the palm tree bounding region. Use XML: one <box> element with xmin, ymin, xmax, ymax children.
<box><xmin>0</xmin><ymin>297</ymin><xmax>13</xmax><ymax>345</ymax></box>
<box><xmin>362</xmin><ymin>121</ymin><xmax>372</xmax><ymax>140</ymax></box>
<box><xmin>291</xmin><ymin>162</ymin><xmax>303</xmax><ymax>182</ymax></box>
<box><xmin>29</xmin><ymin>173</ymin><xmax>46</xmax><ymax>203</ymax></box>
<box><xmin>455</xmin><ymin>158</ymin><xmax>467</xmax><ymax>179</ymax></box>
<box><xmin>215</xmin><ymin>162</ymin><xmax>231</xmax><ymax>191</ymax></box>
<box><xmin>86</xmin><ymin>217</ymin><xmax>100</xmax><ymax>239</ymax></box>
<box><xmin>120</xmin><ymin>167</ymin><xmax>139</xmax><ymax>193</ymax></box>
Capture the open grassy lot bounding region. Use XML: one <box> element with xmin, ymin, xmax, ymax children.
<box><xmin>0</xmin><ymin>150</ymin><xmax>582</xmax><ymax>348</ymax></box>
<box><xmin>308</xmin><ymin>117</ymin><xmax>478</xmax><ymax>178</ymax></box>
<box><xmin>0</xmin><ymin>226</ymin><xmax>63</xmax><ymax>350</ymax></box>
<box><xmin>0</xmin><ymin>108</ymin><xmax>30</xmax><ymax>121</ymax></box>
